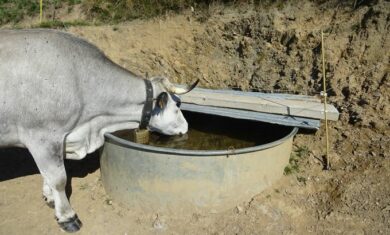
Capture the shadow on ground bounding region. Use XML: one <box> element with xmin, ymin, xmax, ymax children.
<box><xmin>0</xmin><ymin>148</ymin><xmax>100</xmax><ymax>184</ymax></box>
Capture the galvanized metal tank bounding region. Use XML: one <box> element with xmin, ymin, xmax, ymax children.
<box><xmin>100</xmin><ymin>120</ymin><xmax>298</xmax><ymax>214</ymax></box>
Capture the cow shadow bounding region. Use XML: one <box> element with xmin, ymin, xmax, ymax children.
<box><xmin>0</xmin><ymin>148</ymin><xmax>100</xmax><ymax>198</ymax></box>
<box><xmin>0</xmin><ymin>148</ymin><xmax>39</xmax><ymax>181</ymax></box>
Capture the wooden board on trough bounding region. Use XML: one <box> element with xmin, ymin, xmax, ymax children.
<box><xmin>181</xmin><ymin>88</ymin><xmax>339</xmax><ymax>121</ymax></box>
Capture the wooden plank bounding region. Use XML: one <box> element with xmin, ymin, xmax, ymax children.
<box><xmin>181</xmin><ymin>90</ymin><xmax>339</xmax><ymax>121</ymax></box>
<box><xmin>193</xmin><ymin>87</ymin><xmax>322</xmax><ymax>103</ymax></box>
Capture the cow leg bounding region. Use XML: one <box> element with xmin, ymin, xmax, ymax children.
<box><xmin>26</xmin><ymin>139</ymin><xmax>82</xmax><ymax>233</ymax></box>
<box><xmin>42</xmin><ymin>179</ymin><xmax>55</xmax><ymax>208</ymax></box>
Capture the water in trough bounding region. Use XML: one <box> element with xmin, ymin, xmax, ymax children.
<box><xmin>113</xmin><ymin>112</ymin><xmax>292</xmax><ymax>150</ymax></box>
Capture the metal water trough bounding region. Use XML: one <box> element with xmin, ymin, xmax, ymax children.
<box><xmin>99</xmin><ymin>87</ymin><xmax>339</xmax><ymax>213</ymax></box>
<box><xmin>100</xmin><ymin>121</ymin><xmax>298</xmax><ymax>214</ymax></box>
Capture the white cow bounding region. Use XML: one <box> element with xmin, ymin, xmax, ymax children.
<box><xmin>0</xmin><ymin>29</ymin><xmax>198</xmax><ymax>232</ymax></box>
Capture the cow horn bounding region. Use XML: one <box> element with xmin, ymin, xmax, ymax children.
<box><xmin>160</xmin><ymin>78</ymin><xmax>199</xmax><ymax>95</ymax></box>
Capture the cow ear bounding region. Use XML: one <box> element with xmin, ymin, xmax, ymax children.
<box><xmin>156</xmin><ymin>92</ymin><xmax>169</xmax><ymax>110</ymax></box>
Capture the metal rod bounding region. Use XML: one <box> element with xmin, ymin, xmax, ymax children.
<box><xmin>40</xmin><ymin>0</ymin><xmax>43</xmax><ymax>23</ymax></box>
<box><xmin>321</xmin><ymin>30</ymin><xmax>330</xmax><ymax>170</ymax></box>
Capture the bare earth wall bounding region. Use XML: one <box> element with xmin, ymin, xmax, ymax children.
<box><xmin>0</xmin><ymin>0</ymin><xmax>389</xmax><ymax>234</ymax></box>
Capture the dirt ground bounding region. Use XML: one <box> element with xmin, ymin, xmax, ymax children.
<box><xmin>1</xmin><ymin>0</ymin><xmax>389</xmax><ymax>234</ymax></box>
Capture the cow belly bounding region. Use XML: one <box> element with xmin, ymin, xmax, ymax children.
<box><xmin>65</xmin><ymin>118</ymin><xmax>138</xmax><ymax>160</ymax></box>
<box><xmin>65</xmin><ymin>123</ymin><xmax>101</xmax><ymax>160</ymax></box>
<box><xmin>0</xmin><ymin>136</ymin><xmax>25</xmax><ymax>148</ymax></box>
<box><xmin>0</xmin><ymin>125</ymin><xmax>25</xmax><ymax>148</ymax></box>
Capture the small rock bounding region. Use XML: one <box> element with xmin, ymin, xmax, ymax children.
<box><xmin>381</xmin><ymin>205</ymin><xmax>390</xmax><ymax>211</ymax></box>
<box><xmin>286</xmin><ymin>15</ymin><xmax>296</xmax><ymax>21</ymax></box>
<box><xmin>235</xmin><ymin>205</ymin><xmax>243</xmax><ymax>214</ymax></box>
<box><xmin>373</xmin><ymin>91</ymin><xmax>381</xmax><ymax>98</ymax></box>
<box><xmin>191</xmin><ymin>213</ymin><xmax>200</xmax><ymax>222</ymax></box>
<box><xmin>153</xmin><ymin>214</ymin><xmax>165</xmax><ymax>230</ymax></box>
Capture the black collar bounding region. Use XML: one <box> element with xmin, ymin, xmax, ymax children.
<box><xmin>139</xmin><ymin>79</ymin><xmax>153</xmax><ymax>129</ymax></box>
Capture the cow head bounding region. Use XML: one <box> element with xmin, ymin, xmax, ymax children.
<box><xmin>148</xmin><ymin>77</ymin><xmax>199</xmax><ymax>136</ymax></box>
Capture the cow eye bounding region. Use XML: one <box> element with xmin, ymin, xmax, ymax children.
<box><xmin>176</xmin><ymin>100</ymin><xmax>181</xmax><ymax>108</ymax></box>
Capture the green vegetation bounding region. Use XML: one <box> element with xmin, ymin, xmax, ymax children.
<box><xmin>0</xmin><ymin>0</ymin><xmax>81</xmax><ymax>25</ymax></box>
<box><xmin>34</xmin><ymin>19</ymin><xmax>91</xmax><ymax>28</ymax></box>
<box><xmin>82</xmin><ymin>0</ymin><xmax>235</xmax><ymax>23</ymax></box>
<box><xmin>3</xmin><ymin>1</ymin><xmax>360</xmax><ymax>27</ymax></box>
<box><xmin>0</xmin><ymin>0</ymin><xmax>39</xmax><ymax>24</ymax></box>
<box><xmin>84</xmin><ymin>0</ymin><xmax>180</xmax><ymax>22</ymax></box>
<box><xmin>284</xmin><ymin>145</ymin><xmax>310</xmax><ymax>175</ymax></box>
<box><xmin>0</xmin><ymin>0</ymin><xmax>291</xmax><ymax>27</ymax></box>
<box><xmin>82</xmin><ymin>0</ymin><xmax>294</xmax><ymax>23</ymax></box>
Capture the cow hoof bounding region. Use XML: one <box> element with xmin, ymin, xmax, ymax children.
<box><xmin>58</xmin><ymin>214</ymin><xmax>83</xmax><ymax>233</ymax></box>
<box><xmin>43</xmin><ymin>196</ymin><xmax>55</xmax><ymax>209</ymax></box>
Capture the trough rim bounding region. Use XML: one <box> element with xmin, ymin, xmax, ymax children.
<box><xmin>104</xmin><ymin>127</ymin><xmax>298</xmax><ymax>156</ymax></box>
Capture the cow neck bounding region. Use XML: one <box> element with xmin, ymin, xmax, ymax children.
<box><xmin>139</xmin><ymin>79</ymin><xmax>153</xmax><ymax>129</ymax></box>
